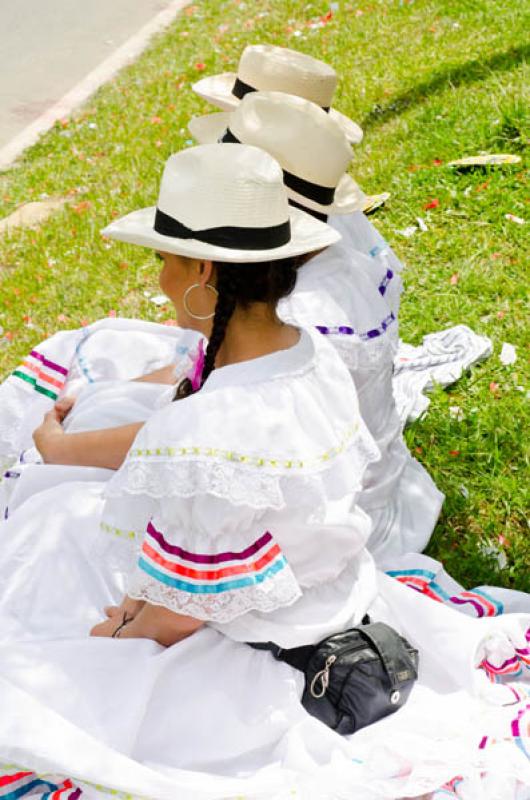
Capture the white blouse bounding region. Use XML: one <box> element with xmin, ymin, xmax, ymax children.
<box><xmin>103</xmin><ymin>328</ymin><xmax>380</xmax><ymax>648</ymax></box>
<box><xmin>279</xmin><ymin>229</ymin><xmax>399</xmax><ymax>375</ymax></box>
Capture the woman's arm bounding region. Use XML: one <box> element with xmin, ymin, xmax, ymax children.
<box><xmin>132</xmin><ymin>364</ymin><xmax>177</xmax><ymax>384</ymax></box>
<box><xmin>90</xmin><ymin>598</ymin><xmax>204</xmax><ymax>646</ymax></box>
<box><xmin>33</xmin><ymin>409</ymin><xmax>143</xmax><ymax>469</ymax></box>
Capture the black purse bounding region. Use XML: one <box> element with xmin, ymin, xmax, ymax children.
<box><xmin>250</xmin><ymin>619</ymin><xmax>418</xmax><ymax>735</ymax></box>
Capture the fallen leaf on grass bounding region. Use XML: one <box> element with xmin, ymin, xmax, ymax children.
<box><xmin>72</xmin><ymin>200</ymin><xmax>92</xmax><ymax>215</ymax></box>
<box><xmin>363</xmin><ymin>192</ymin><xmax>390</xmax><ymax>214</ymax></box>
<box><xmin>447</xmin><ymin>153</ymin><xmax>522</xmax><ymax>169</ymax></box>
<box><xmin>449</xmin><ymin>450</ymin><xmax>460</xmax><ymax>456</ymax></box>
<box><xmin>489</xmin><ymin>382</ymin><xmax>500</xmax><ymax>395</ymax></box>
<box><xmin>424</xmin><ymin>198</ymin><xmax>440</xmax><ymax>210</ymax></box>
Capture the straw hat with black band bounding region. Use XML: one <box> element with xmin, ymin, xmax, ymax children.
<box><xmin>192</xmin><ymin>44</ymin><xmax>363</xmax><ymax>145</ymax></box>
<box><xmin>102</xmin><ymin>143</ymin><xmax>340</xmax><ymax>262</ymax></box>
<box><xmin>189</xmin><ymin>92</ymin><xmax>365</xmax><ymax>217</ymax></box>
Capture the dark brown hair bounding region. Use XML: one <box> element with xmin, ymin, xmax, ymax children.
<box><xmin>174</xmin><ymin>256</ymin><xmax>303</xmax><ymax>399</ymax></box>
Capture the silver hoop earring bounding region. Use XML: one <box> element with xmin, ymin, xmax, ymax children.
<box><xmin>183</xmin><ymin>283</ymin><xmax>218</xmax><ymax>321</ymax></box>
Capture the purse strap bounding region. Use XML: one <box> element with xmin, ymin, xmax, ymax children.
<box><xmin>350</xmin><ymin>622</ymin><xmax>412</xmax><ymax>689</ymax></box>
<box><xmin>248</xmin><ymin>640</ymin><xmax>315</xmax><ymax>671</ymax></box>
<box><xmin>247</xmin><ymin>616</ymin><xmax>372</xmax><ymax>673</ymax></box>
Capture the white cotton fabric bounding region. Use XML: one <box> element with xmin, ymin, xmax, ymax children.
<box><xmin>0</xmin><ymin>484</ymin><xmax>529</xmax><ymax>799</ymax></box>
<box><xmin>329</xmin><ymin>209</ymin><xmax>404</xmax><ymax>317</ymax></box>
<box><xmin>393</xmin><ymin>324</ymin><xmax>494</xmax><ymax>424</ymax></box>
<box><xmin>279</xmin><ymin>213</ymin><xmax>444</xmax><ymax>561</ymax></box>
<box><xmin>0</xmin><ymin>318</ymin><xmax>202</xmax><ymax>466</ymax></box>
<box><xmin>0</xmin><ymin>319</ymin><xmax>202</xmax><ymax>517</ymax></box>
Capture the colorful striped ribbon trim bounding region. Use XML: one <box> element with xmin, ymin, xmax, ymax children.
<box><xmin>378</xmin><ymin>268</ymin><xmax>394</xmax><ymax>297</ymax></box>
<box><xmin>28</xmin><ymin>350</ymin><xmax>68</xmax><ymax>376</ymax></box>
<box><xmin>0</xmin><ymin>771</ymin><xmax>81</xmax><ymax>800</ymax></box>
<box><xmin>11</xmin><ymin>349</ymin><xmax>68</xmax><ymax>402</ymax></box>
<box><xmin>480</xmin><ymin>638</ymin><xmax>530</xmax><ymax>680</ymax></box>
<box><xmin>386</xmin><ymin>568</ymin><xmax>504</xmax><ymax>617</ymax></box>
<box><xmin>316</xmin><ymin>312</ymin><xmax>395</xmax><ymax>342</ymax></box>
<box><xmin>139</xmin><ymin>523</ymin><xmax>288</xmax><ymax>594</ymax></box>
<box><xmin>368</xmin><ymin>243</ymin><xmax>390</xmax><ymax>259</ymax></box>
<box><xmin>511</xmin><ymin>704</ymin><xmax>530</xmax><ymax>758</ymax></box>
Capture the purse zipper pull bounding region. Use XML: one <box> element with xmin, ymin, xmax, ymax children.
<box><xmin>310</xmin><ymin>655</ymin><xmax>336</xmax><ymax>699</ymax></box>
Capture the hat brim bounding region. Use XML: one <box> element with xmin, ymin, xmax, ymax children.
<box><xmin>188</xmin><ymin>113</ymin><xmax>366</xmax><ymax>214</ymax></box>
<box><xmin>192</xmin><ymin>73</ymin><xmax>364</xmax><ymax>145</ymax></box>
<box><xmin>102</xmin><ymin>205</ymin><xmax>340</xmax><ymax>264</ymax></box>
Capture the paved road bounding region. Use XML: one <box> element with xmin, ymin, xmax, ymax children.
<box><xmin>0</xmin><ymin>0</ymin><xmax>178</xmax><ymax>149</ymax></box>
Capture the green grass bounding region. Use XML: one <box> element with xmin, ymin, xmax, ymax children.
<box><xmin>0</xmin><ymin>0</ymin><xmax>528</xmax><ymax>589</ymax></box>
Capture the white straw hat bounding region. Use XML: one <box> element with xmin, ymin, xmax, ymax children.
<box><xmin>102</xmin><ymin>144</ymin><xmax>340</xmax><ymax>263</ymax></box>
<box><xmin>188</xmin><ymin>92</ymin><xmax>365</xmax><ymax>215</ymax></box>
<box><xmin>192</xmin><ymin>44</ymin><xmax>363</xmax><ymax>145</ymax></box>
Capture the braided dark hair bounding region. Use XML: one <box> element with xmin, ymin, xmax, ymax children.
<box><xmin>174</xmin><ymin>255</ymin><xmax>302</xmax><ymax>400</ymax></box>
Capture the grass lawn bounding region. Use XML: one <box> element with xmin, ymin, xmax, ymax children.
<box><xmin>0</xmin><ymin>0</ymin><xmax>528</xmax><ymax>589</ymax></box>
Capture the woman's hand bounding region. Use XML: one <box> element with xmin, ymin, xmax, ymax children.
<box><xmin>33</xmin><ymin>408</ymin><xmax>66</xmax><ymax>463</ymax></box>
<box><xmin>54</xmin><ymin>395</ymin><xmax>76</xmax><ymax>422</ymax></box>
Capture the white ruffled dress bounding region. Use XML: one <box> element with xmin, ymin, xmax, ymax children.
<box><xmin>0</xmin><ymin>328</ymin><xmax>530</xmax><ymax>800</ymax></box>
<box><xmin>279</xmin><ymin>212</ymin><xmax>444</xmax><ymax>561</ymax></box>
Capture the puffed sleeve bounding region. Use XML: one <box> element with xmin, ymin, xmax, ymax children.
<box><xmin>126</xmin><ymin>494</ymin><xmax>302</xmax><ymax>623</ymax></box>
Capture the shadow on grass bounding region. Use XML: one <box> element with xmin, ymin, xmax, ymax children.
<box><xmin>361</xmin><ymin>43</ymin><xmax>530</xmax><ymax>130</ymax></box>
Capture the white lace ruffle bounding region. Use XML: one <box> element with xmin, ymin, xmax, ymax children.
<box><xmin>105</xmin><ymin>425</ymin><xmax>380</xmax><ymax>510</ymax></box>
<box><xmin>127</xmin><ymin>563</ymin><xmax>302</xmax><ymax>623</ymax></box>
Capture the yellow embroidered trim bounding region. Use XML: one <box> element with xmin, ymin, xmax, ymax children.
<box><xmin>100</xmin><ymin>521</ymin><xmax>137</xmax><ymax>541</ymax></box>
<box><xmin>128</xmin><ymin>422</ymin><xmax>360</xmax><ymax>470</ymax></box>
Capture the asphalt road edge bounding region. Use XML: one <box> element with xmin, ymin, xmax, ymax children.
<box><xmin>0</xmin><ymin>0</ymin><xmax>191</xmax><ymax>172</ymax></box>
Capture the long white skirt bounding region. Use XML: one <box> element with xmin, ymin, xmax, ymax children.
<box><xmin>1</xmin><ymin>481</ymin><xmax>529</xmax><ymax>800</ymax></box>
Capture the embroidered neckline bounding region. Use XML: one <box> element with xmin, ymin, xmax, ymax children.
<box><xmin>128</xmin><ymin>421</ymin><xmax>360</xmax><ymax>471</ymax></box>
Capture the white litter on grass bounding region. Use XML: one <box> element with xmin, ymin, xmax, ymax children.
<box><xmin>459</xmin><ymin>485</ymin><xmax>469</xmax><ymax>499</ymax></box>
<box><xmin>505</xmin><ymin>213</ymin><xmax>525</xmax><ymax>225</ymax></box>
<box><xmin>499</xmin><ymin>342</ymin><xmax>517</xmax><ymax>366</ymax></box>
<box><xmin>416</xmin><ymin>217</ymin><xmax>428</xmax><ymax>232</ymax></box>
<box><xmin>449</xmin><ymin>405</ymin><xmax>464</xmax><ymax>421</ymax></box>
<box><xmin>479</xmin><ymin>543</ymin><xmax>508</xmax><ymax>570</ymax></box>
<box><xmin>397</xmin><ymin>226</ymin><xmax>417</xmax><ymax>238</ymax></box>
<box><xmin>150</xmin><ymin>294</ymin><xmax>169</xmax><ymax>306</ymax></box>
